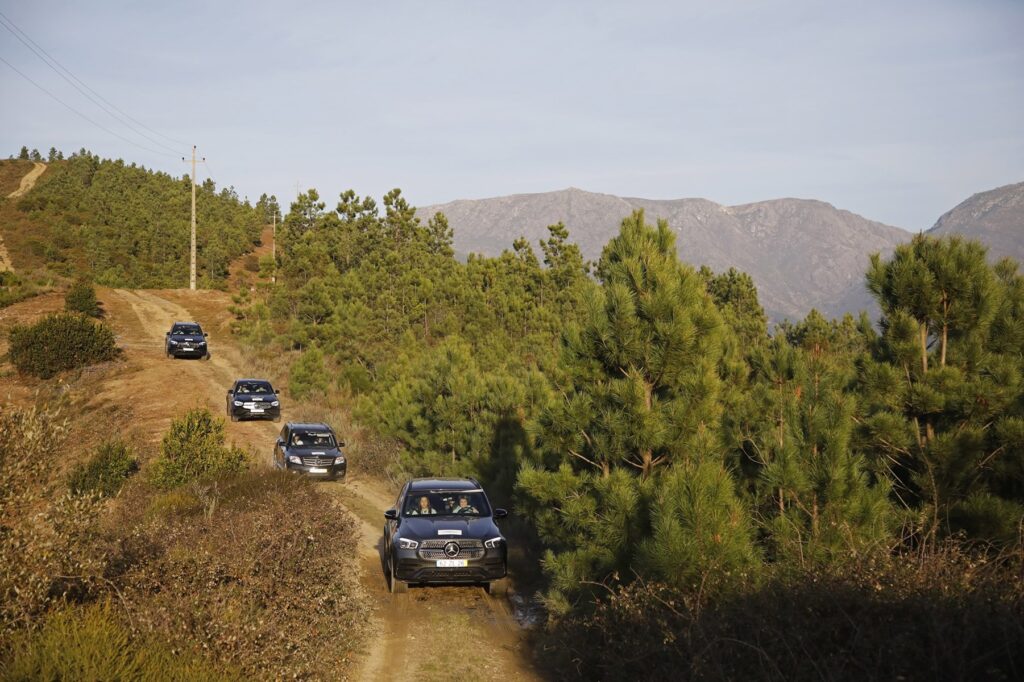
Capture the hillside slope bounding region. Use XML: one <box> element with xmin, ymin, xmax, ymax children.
<box><xmin>417</xmin><ymin>188</ymin><xmax>909</xmax><ymax>322</ymax></box>
<box><xmin>928</xmin><ymin>181</ymin><xmax>1024</xmax><ymax>264</ymax></box>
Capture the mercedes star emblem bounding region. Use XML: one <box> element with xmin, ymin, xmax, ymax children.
<box><xmin>443</xmin><ymin>541</ymin><xmax>460</xmax><ymax>558</ymax></box>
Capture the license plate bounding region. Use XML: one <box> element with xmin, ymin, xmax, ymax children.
<box><xmin>181</xmin><ymin>346</ymin><xmax>193</xmax><ymax>351</ymax></box>
<box><xmin>309</xmin><ymin>467</ymin><xmax>328</xmax><ymax>474</ymax></box>
<box><xmin>436</xmin><ymin>559</ymin><xmax>468</xmax><ymax>567</ymax></box>
<box><xmin>248</xmin><ymin>408</ymin><xmax>264</xmax><ymax>413</ymax></box>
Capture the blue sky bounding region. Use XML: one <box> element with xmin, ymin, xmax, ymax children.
<box><xmin>1</xmin><ymin>0</ymin><xmax>1022</xmax><ymax>230</ymax></box>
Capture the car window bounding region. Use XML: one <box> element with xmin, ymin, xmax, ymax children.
<box><xmin>290</xmin><ymin>431</ymin><xmax>335</xmax><ymax>448</ymax></box>
<box><xmin>236</xmin><ymin>381</ymin><xmax>273</xmax><ymax>394</ymax></box>
<box><xmin>172</xmin><ymin>324</ymin><xmax>202</xmax><ymax>335</ymax></box>
<box><xmin>403</xmin><ymin>490</ymin><xmax>490</xmax><ymax>517</ymax></box>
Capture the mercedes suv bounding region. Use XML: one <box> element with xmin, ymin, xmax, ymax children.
<box><xmin>165</xmin><ymin>321</ymin><xmax>210</xmax><ymax>360</ymax></box>
<box><xmin>226</xmin><ymin>378</ymin><xmax>281</xmax><ymax>422</ymax></box>
<box><xmin>273</xmin><ymin>422</ymin><xmax>346</xmax><ymax>480</ymax></box>
<box><xmin>383</xmin><ymin>478</ymin><xmax>509</xmax><ymax>595</ymax></box>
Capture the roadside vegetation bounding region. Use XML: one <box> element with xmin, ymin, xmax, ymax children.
<box><xmin>0</xmin><ymin>399</ymin><xmax>369</xmax><ymax>679</ymax></box>
<box><xmin>229</xmin><ymin>186</ymin><xmax>1024</xmax><ymax>678</ymax></box>
<box><xmin>8</xmin><ymin>312</ymin><xmax>120</xmax><ymax>378</ymax></box>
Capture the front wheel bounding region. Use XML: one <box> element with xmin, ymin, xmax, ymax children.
<box><xmin>389</xmin><ymin>558</ymin><xmax>407</xmax><ymax>594</ymax></box>
<box><xmin>203</xmin><ymin>352</ymin><xmax>211</xmax><ymax>361</ymax></box>
<box><xmin>486</xmin><ymin>577</ymin><xmax>509</xmax><ymax>597</ymax></box>
<box><xmin>272</xmin><ymin>415</ymin><xmax>281</xmax><ymax>423</ymax></box>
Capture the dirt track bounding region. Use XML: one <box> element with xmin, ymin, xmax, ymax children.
<box><xmin>6</xmin><ymin>160</ymin><xmax>46</xmax><ymax>199</ymax></box>
<box><xmin>96</xmin><ymin>287</ymin><xmax>541</xmax><ymax>681</ymax></box>
<box><xmin>0</xmin><ymin>162</ymin><xmax>45</xmax><ymax>271</ymax></box>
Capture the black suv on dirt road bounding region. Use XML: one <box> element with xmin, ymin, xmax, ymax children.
<box><xmin>273</xmin><ymin>422</ymin><xmax>346</xmax><ymax>480</ymax></box>
<box><xmin>226</xmin><ymin>379</ymin><xmax>281</xmax><ymax>422</ymax></box>
<box><xmin>383</xmin><ymin>478</ymin><xmax>509</xmax><ymax>595</ymax></box>
<box><xmin>165</xmin><ymin>321</ymin><xmax>210</xmax><ymax>360</ymax></box>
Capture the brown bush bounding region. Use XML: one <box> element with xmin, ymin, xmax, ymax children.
<box><xmin>535</xmin><ymin>546</ymin><xmax>1024</xmax><ymax>681</ymax></box>
<box><xmin>103</xmin><ymin>470</ymin><xmax>370</xmax><ymax>678</ymax></box>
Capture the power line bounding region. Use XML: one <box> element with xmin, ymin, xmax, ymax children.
<box><xmin>0</xmin><ymin>10</ymin><xmax>187</xmax><ymax>156</ymax></box>
<box><xmin>200</xmin><ymin>159</ymin><xmax>218</xmax><ymax>189</ymax></box>
<box><xmin>0</xmin><ymin>54</ymin><xmax>176</xmax><ymax>159</ymax></box>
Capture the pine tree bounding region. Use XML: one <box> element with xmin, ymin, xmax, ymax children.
<box><xmin>520</xmin><ymin>210</ymin><xmax>754</xmax><ymax>603</ymax></box>
<box><xmin>863</xmin><ymin>234</ymin><xmax>1022</xmax><ymax>543</ymax></box>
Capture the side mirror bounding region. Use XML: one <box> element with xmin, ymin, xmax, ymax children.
<box><xmin>338</xmin><ymin>441</ymin><xmax>346</xmax><ymax>448</ymax></box>
<box><xmin>384</xmin><ymin>509</ymin><xmax>398</xmax><ymax>520</ymax></box>
<box><xmin>494</xmin><ymin>508</ymin><xmax>508</xmax><ymax>519</ymax></box>
<box><xmin>204</xmin><ymin>332</ymin><xmax>209</xmax><ymax>337</ymax></box>
<box><xmin>165</xmin><ymin>331</ymin><xmax>170</xmax><ymax>336</ymax></box>
<box><xmin>275</xmin><ymin>438</ymin><xmax>284</xmax><ymax>446</ymax></box>
<box><xmin>226</xmin><ymin>389</ymin><xmax>233</xmax><ymax>395</ymax></box>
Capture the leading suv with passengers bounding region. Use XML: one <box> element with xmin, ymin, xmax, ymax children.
<box><xmin>165</xmin><ymin>321</ymin><xmax>210</xmax><ymax>360</ymax></box>
<box><xmin>383</xmin><ymin>478</ymin><xmax>508</xmax><ymax>595</ymax></box>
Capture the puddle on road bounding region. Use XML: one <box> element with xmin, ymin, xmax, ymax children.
<box><xmin>509</xmin><ymin>592</ymin><xmax>547</xmax><ymax>629</ymax></box>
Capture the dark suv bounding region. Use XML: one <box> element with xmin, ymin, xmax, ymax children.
<box><xmin>273</xmin><ymin>422</ymin><xmax>346</xmax><ymax>480</ymax></box>
<box><xmin>165</xmin><ymin>321</ymin><xmax>210</xmax><ymax>359</ymax></box>
<box><xmin>383</xmin><ymin>478</ymin><xmax>508</xmax><ymax>595</ymax></box>
<box><xmin>226</xmin><ymin>379</ymin><xmax>281</xmax><ymax>422</ymax></box>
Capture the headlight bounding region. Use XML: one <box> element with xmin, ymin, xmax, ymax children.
<box><xmin>271</xmin><ymin>401</ymin><xmax>280</xmax><ymax>407</ymax></box>
<box><xmin>287</xmin><ymin>455</ymin><xmax>301</xmax><ymax>464</ymax></box>
<box><xmin>233</xmin><ymin>400</ymin><xmax>242</xmax><ymax>406</ymax></box>
<box><xmin>168</xmin><ymin>339</ymin><xmax>178</xmax><ymax>345</ymax></box>
<box><xmin>398</xmin><ymin>538</ymin><xmax>419</xmax><ymax>549</ymax></box>
<box><xmin>334</xmin><ymin>456</ymin><xmax>345</xmax><ymax>465</ymax></box>
<box><xmin>484</xmin><ymin>537</ymin><xmax>504</xmax><ymax>549</ymax></box>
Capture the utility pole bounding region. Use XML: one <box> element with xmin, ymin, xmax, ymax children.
<box><xmin>183</xmin><ymin>145</ymin><xmax>205</xmax><ymax>291</ymax></box>
<box><xmin>271</xmin><ymin>212</ymin><xmax>276</xmax><ymax>284</ymax></box>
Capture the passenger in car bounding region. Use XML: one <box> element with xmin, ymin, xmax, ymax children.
<box><xmin>409</xmin><ymin>495</ymin><xmax>436</xmax><ymax>515</ymax></box>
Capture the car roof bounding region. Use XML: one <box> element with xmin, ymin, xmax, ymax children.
<box><xmin>286</xmin><ymin>422</ymin><xmax>333</xmax><ymax>432</ymax></box>
<box><xmin>235</xmin><ymin>378</ymin><xmax>273</xmax><ymax>384</ymax></box>
<box><xmin>171</xmin><ymin>321</ymin><xmax>202</xmax><ymax>328</ymax></box>
<box><xmin>407</xmin><ymin>478</ymin><xmax>480</xmax><ymax>492</ymax></box>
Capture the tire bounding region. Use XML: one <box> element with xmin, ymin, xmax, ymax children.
<box><xmin>203</xmin><ymin>352</ymin><xmax>211</xmax><ymax>361</ymax></box>
<box><xmin>166</xmin><ymin>351</ymin><xmax>173</xmax><ymax>359</ymax></box>
<box><xmin>390</xmin><ymin>558</ymin><xmax>407</xmax><ymax>594</ymax></box>
<box><xmin>230</xmin><ymin>413</ymin><xmax>238</xmax><ymax>422</ymax></box>
<box><xmin>486</xmin><ymin>577</ymin><xmax>509</xmax><ymax>597</ymax></box>
<box><xmin>273</xmin><ymin>415</ymin><xmax>281</xmax><ymax>423</ymax></box>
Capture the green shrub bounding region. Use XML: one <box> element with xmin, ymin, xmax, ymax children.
<box><xmin>289</xmin><ymin>347</ymin><xmax>329</xmax><ymax>400</ymax></box>
<box><xmin>64</xmin><ymin>278</ymin><xmax>100</xmax><ymax>317</ymax></box>
<box><xmin>8</xmin><ymin>313</ymin><xmax>119</xmax><ymax>378</ymax></box>
<box><xmin>149</xmin><ymin>409</ymin><xmax>247</xmax><ymax>489</ymax></box>
<box><xmin>0</xmin><ymin>602</ymin><xmax>231</xmax><ymax>681</ymax></box>
<box><xmin>68</xmin><ymin>440</ymin><xmax>138</xmax><ymax>497</ymax></box>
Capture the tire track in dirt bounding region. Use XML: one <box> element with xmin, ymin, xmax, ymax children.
<box><xmin>104</xmin><ymin>288</ymin><xmax>541</xmax><ymax>682</ymax></box>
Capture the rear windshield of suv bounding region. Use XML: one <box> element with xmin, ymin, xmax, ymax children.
<box><xmin>403</xmin><ymin>490</ymin><xmax>491</xmax><ymax>517</ymax></box>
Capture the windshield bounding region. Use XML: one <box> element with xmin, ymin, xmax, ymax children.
<box><xmin>236</xmin><ymin>381</ymin><xmax>274</xmax><ymax>395</ymax></box>
<box><xmin>402</xmin><ymin>490</ymin><xmax>491</xmax><ymax>517</ymax></box>
<box><xmin>171</xmin><ymin>325</ymin><xmax>202</xmax><ymax>336</ymax></box>
<box><xmin>290</xmin><ymin>431</ymin><xmax>336</xmax><ymax>448</ymax></box>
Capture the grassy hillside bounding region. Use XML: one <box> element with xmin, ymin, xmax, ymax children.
<box><xmin>0</xmin><ymin>151</ymin><xmax>263</xmax><ymax>288</ymax></box>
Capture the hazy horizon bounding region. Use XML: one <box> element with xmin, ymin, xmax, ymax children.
<box><xmin>1</xmin><ymin>0</ymin><xmax>1022</xmax><ymax>231</ymax></box>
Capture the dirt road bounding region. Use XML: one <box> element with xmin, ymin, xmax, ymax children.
<box><xmin>98</xmin><ymin>288</ymin><xmax>541</xmax><ymax>681</ymax></box>
<box><xmin>2</xmin><ymin>161</ymin><xmax>47</xmax><ymax>271</ymax></box>
<box><xmin>6</xmin><ymin>160</ymin><xmax>46</xmax><ymax>199</ymax></box>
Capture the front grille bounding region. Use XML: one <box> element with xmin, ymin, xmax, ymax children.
<box><xmin>301</xmin><ymin>456</ymin><xmax>334</xmax><ymax>466</ymax></box>
<box><xmin>418</xmin><ymin>538</ymin><xmax>484</xmax><ymax>560</ymax></box>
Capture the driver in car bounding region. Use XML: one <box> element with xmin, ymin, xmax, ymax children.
<box><xmin>453</xmin><ymin>495</ymin><xmax>478</xmax><ymax>514</ymax></box>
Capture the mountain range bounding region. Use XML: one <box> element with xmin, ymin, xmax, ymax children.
<box><xmin>416</xmin><ymin>182</ymin><xmax>1022</xmax><ymax>323</ymax></box>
